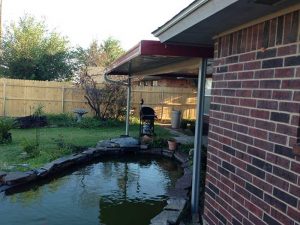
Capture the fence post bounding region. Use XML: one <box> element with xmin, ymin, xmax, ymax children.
<box><xmin>2</xmin><ymin>79</ymin><xmax>6</xmax><ymax>116</ymax></box>
<box><xmin>61</xmin><ymin>86</ymin><xmax>65</xmax><ymax>113</ymax></box>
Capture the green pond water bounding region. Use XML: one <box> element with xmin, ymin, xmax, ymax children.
<box><xmin>0</xmin><ymin>156</ymin><xmax>182</xmax><ymax>225</ymax></box>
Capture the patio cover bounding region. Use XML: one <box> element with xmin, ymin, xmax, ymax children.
<box><xmin>105</xmin><ymin>40</ymin><xmax>213</xmax><ymax>76</ymax></box>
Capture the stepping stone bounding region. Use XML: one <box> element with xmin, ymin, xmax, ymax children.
<box><xmin>151</xmin><ymin>210</ymin><xmax>182</xmax><ymax>225</ymax></box>
<box><xmin>164</xmin><ymin>197</ymin><xmax>187</xmax><ymax>212</ymax></box>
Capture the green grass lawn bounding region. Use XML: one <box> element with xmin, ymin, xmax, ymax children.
<box><xmin>0</xmin><ymin>124</ymin><xmax>171</xmax><ymax>171</ymax></box>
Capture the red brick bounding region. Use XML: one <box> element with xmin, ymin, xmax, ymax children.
<box><xmin>251</xmin><ymin>24</ymin><xmax>259</xmax><ymax>51</ymax></box>
<box><xmin>296</xmin><ymin>67</ymin><xmax>300</xmax><ymax>77</ymax></box>
<box><xmin>271</xmin><ymin>208</ymin><xmax>294</xmax><ymax>225</ymax></box>
<box><xmin>253</xmin><ymin>90</ymin><xmax>272</xmax><ymax>99</ymax></box>
<box><xmin>289</xmin><ymin>183</ymin><xmax>300</xmax><ymax>198</ymax></box>
<box><xmin>247</xmin><ymin>146</ymin><xmax>266</xmax><ymax>159</ymax></box>
<box><xmin>228</xmin><ymin>81</ymin><xmax>242</xmax><ymax>88</ymax></box>
<box><xmin>232</xmin><ymin>140</ymin><xmax>247</xmax><ymax>152</ymax></box>
<box><xmin>238</xmin><ymin>71</ymin><xmax>254</xmax><ymax>80</ymax></box>
<box><xmin>277</xmin><ymin>123</ymin><xmax>298</xmax><ymax>136</ymax></box>
<box><xmin>283</xmin><ymin>13</ymin><xmax>293</xmax><ymax>45</ymax></box>
<box><xmin>238</xmin><ymin>116</ymin><xmax>255</xmax><ymax>126</ymax></box>
<box><xmin>234</xmin><ymin>107</ymin><xmax>250</xmax><ymax>116</ymax></box>
<box><xmin>251</xmin><ymin>109</ymin><xmax>270</xmax><ymax>119</ymax></box>
<box><xmin>257</xmin><ymin>22</ymin><xmax>264</xmax><ymax>49</ymax></box>
<box><xmin>239</xmin><ymin>52</ymin><xmax>256</xmax><ymax>62</ymax></box>
<box><xmin>244</xmin><ymin>61</ymin><xmax>261</xmax><ymax>70</ymax></box>
<box><xmin>291</xmin><ymin>115</ymin><xmax>300</xmax><ymax>126</ymax></box>
<box><xmin>244</xmin><ymin>199</ymin><xmax>263</xmax><ymax>218</ymax></box>
<box><xmin>266</xmin><ymin>174</ymin><xmax>290</xmax><ymax>191</ymax></box>
<box><xmin>236</xmin><ymin>89</ymin><xmax>252</xmax><ymax>97</ymax></box>
<box><xmin>287</xmin><ymin>207</ymin><xmax>300</xmax><ymax>223</ymax></box>
<box><xmin>240</xmin><ymin>98</ymin><xmax>257</xmax><ymax>107</ymax></box>
<box><xmin>245</xmin><ymin>27</ymin><xmax>253</xmax><ymax>52</ymax></box>
<box><xmin>294</xmin><ymin>91</ymin><xmax>300</xmax><ymax>101</ymax></box>
<box><xmin>254</xmin><ymin>69</ymin><xmax>274</xmax><ymax>79</ymax></box>
<box><xmin>255</xmin><ymin>120</ymin><xmax>275</xmax><ymax>131</ymax></box>
<box><xmin>223</xmin><ymin>72</ymin><xmax>237</xmax><ymax>80</ymax></box>
<box><xmin>269</xmin><ymin>132</ymin><xmax>287</xmax><ymax>145</ymax></box>
<box><xmin>229</xmin><ymin>63</ymin><xmax>243</xmax><ymax>72</ymax></box>
<box><xmin>275</xmin><ymin>68</ymin><xmax>295</xmax><ymax>78</ymax></box>
<box><xmin>279</xmin><ymin>101</ymin><xmax>300</xmax><ymax>113</ymax></box>
<box><xmin>272</xmin><ymin>90</ymin><xmax>293</xmax><ymax>100</ymax></box>
<box><xmin>291</xmin><ymin>161</ymin><xmax>300</xmax><ymax>174</ymax></box>
<box><xmin>242</xmin><ymin>80</ymin><xmax>259</xmax><ymax>88</ymax></box>
<box><xmin>277</xmin><ymin>44</ymin><xmax>297</xmax><ymax>56</ymax></box>
<box><xmin>260</xmin><ymin>79</ymin><xmax>281</xmax><ymax>89</ymax></box>
<box><xmin>266</xmin><ymin>152</ymin><xmax>290</xmax><ymax>169</ymax></box>
<box><xmin>249</xmin><ymin>128</ymin><xmax>268</xmax><ymax>139</ymax></box>
<box><xmin>254</xmin><ymin>139</ymin><xmax>274</xmax><ymax>151</ymax></box>
<box><xmin>268</xmin><ymin>18</ymin><xmax>277</xmax><ymax>47</ymax></box>
<box><xmin>282</xmin><ymin>79</ymin><xmax>300</xmax><ymax>89</ymax></box>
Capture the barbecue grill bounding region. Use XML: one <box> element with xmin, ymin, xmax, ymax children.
<box><xmin>140</xmin><ymin>106</ymin><xmax>157</xmax><ymax>137</ymax></box>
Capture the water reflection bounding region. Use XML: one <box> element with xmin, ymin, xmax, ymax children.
<box><xmin>0</xmin><ymin>156</ymin><xmax>182</xmax><ymax>225</ymax></box>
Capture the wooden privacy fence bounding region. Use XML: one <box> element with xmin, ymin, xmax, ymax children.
<box><xmin>0</xmin><ymin>78</ymin><xmax>197</xmax><ymax>120</ymax></box>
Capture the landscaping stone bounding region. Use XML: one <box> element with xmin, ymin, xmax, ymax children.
<box><xmin>3</xmin><ymin>171</ymin><xmax>37</xmax><ymax>185</ymax></box>
<box><xmin>34</xmin><ymin>168</ymin><xmax>49</xmax><ymax>178</ymax></box>
<box><xmin>150</xmin><ymin>210</ymin><xmax>182</xmax><ymax>225</ymax></box>
<box><xmin>96</xmin><ymin>136</ymin><xmax>139</xmax><ymax>149</ymax></box>
<box><xmin>97</xmin><ymin>140</ymin><xmax>120</xmax><ymax>148</ymax></box>
<box><xmin>164</xmin><ymin>197</ymin><xmax>187</xmax><ymax>212</ymax></box>
<box><xmin>167</xmin><ymin>188</ymin><xmax>189</xmax><ymax>199</ymax></box>
<box><xmin>162</xmin><ymin>149</ymin><xmax>174</xmax><ymax>158</ymax></box>
<box><xmin>174</xmin><ymin>151</ymin><xmax>189</xmax><ymax>164</ymax></box>
<box><xmin>175</xmin><ymin>173</ymin><xmax>192</xmax><ymax>190</ymax></box>
<box><xmin>0</xmin><ymin>171</ymin><xmax>7</xmax><ymax>179</ymax></box>
<box><xmin>0</xmin><ymin>185</ymin><xmax>10</xmax><ymax>192</ymax></box>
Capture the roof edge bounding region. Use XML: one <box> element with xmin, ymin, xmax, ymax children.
<box><xmin>152</xmin><ymin>0</ymin><xmax>210</xmax><ymax>37</ymax></box>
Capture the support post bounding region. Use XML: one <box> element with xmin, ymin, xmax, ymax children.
<box><xmin>191</xmin><ymin>58</ymin><xmax>207</xmax><ymax>214</ymax></box>
<box><xmin>125</xmin><ymin>63</ymin><xmax>132</xmax><ymax>136</ymax></box>
<box><xmin>2</xmin><ymin>79</ymin><xmax>6</xmax><ymax>116</ymax></box>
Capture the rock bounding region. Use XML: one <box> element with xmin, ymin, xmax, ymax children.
<box><xmin>4</xmin><ymin>171</ymin><xmax>37</xmax><ymax>185</ymax></box>
<box><xmin>96</xmin><ymin>137</ymin><xmax>139</xmax><ymax>149</ymax></box>
<box><xmin>164</xmin><ymin>197</ymin><xmax>187</xmax><ymax>212</ymax></box>
<box><xmin>111</xmin><ymin>136</ymin><xmax>139</xmax><ymax>148</ymax></box>
<box><xmin>97</xmin><ymin>140</ymin><xmax>120</xmax><ymax>148</ymax></box>
<box><xmin>166</xmin><ymin>188</ymin><xmax>189</xmax><ymax>199</ymax></box>
<box><xmin>0</xmin><ymin>171</ymin><xmax>7</xmax><ymax>179</ymax></box>
<box><xmin>175</xmin><ymin>173</ymin><xmax>192</xmax><ymax>190</ymax></box>
<box><xmin>162</xmin><ymin>149</ymin><xmax>174</xmax><ymax>158</ymax></box>
<box><xmin>174</xmin><ymin>151</ymin><xmax>189</xmax><ymax>164</ymax></box>
<box><xmin>34</xmin><ymin>168</ymin><xmax>49</xmax><ymax>178</ymax></box>
<box><xmin>0</xmin><ymin>185</ymin><xmax>10</xmax><ymax>192</ymax></box>
<box><xmin>140</xmin><ymin>144</ymin><xmax>149</xmax><ymax>150</ymax></box>
<box><xmin>150</xmin><ymin>210</ymin><xmax>182</xmax><ymax>225</ymax></box>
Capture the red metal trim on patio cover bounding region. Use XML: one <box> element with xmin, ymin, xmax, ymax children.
<box><xmin>106</xmin><ymin>40</ymin><xmax>213</xmax><ymax>75</ymax></box>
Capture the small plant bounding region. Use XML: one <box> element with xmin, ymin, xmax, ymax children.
<box><xmin>0</xmin><ymin>117</ymin><xmax>15</xmax><ymax>144</ymax></box>
<box><xmin>151</xmin><ymin>137</ymin><xmax>168</xmax><ymax>148</ymax></box>
<box><xmin>21</xmin><ymin>138</ymin><xmax>39</xmax><ymax>157</ymax></box>
<box><xmin>33</xmin><ymin>104</ymin><xmax>45</xmax><ymax>146</ymax></box>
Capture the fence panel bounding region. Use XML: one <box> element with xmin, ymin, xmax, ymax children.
<box><xmin>0</xmin><ymin>78</ymin><xmax>197</xmax><ymax>120</ymax></box>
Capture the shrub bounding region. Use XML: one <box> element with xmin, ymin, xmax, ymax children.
<box><xmin>21</xmin><ymin>138</ymin><xmax>39</xmax><ymax>157</ymax></box>
<box><xmin>46</xmin><ymin>113</ymin><xmax>75</xmax><ymax>127</ymax></box>
<box><xmin>76</xmin><ymin>117</ymin><xmax>102</xmax><ymax>128</ymax></box>
<box><xmin>0</xmin><ymin>117</ymin><xmax>15</xmax><ymax>144</ymax></box>
<box><xmin>151</xmin><ymin>137</ymin><xmax>168</xmax><ymax>148</ymax></box>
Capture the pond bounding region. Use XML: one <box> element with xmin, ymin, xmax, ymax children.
<box><xmin>0</xmin><ymin>156</ymin><xmax>182</xmax><ymax>225</ymax></box>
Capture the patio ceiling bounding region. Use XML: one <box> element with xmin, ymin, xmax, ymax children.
<box><xmin>153</xmin><ymin>0</ymin><xmax>300</xmax><ymax>46</ymax></box>
<box><xmin>105</xmin><ymin>40</ymin><xmax>213</xmax><ymax>77</ymax></box>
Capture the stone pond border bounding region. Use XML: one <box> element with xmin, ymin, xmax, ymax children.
<box><xmin>0</xmin><ymin>146</ymin><xmax>192</xmax><ymax>225</ymax></box>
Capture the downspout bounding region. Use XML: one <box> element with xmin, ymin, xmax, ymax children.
<box><xmin>191</xmin><ymin>58</ymin><xmax>207</xmax><ymax>214</ymax></box>
<box><xmin>104</xmin><ymin>61</ymin><xmax>132</xmax><ymax>136</ymax></box>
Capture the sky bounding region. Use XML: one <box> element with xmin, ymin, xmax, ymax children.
<box><xmin>2</xmin><ymin>0</ymin><xmax>194</xmax><ymax>50</ymax></box>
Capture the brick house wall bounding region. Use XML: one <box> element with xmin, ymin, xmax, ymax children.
<box><xmin>205</xmin><ymin>9</ymin><xmax>300</xmax><ymax>225</ymax></box>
